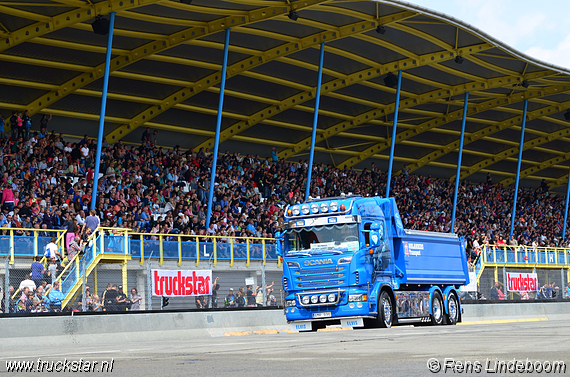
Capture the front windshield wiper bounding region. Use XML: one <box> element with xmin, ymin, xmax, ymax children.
<box><xmin>287</xmin><ymin>252</ymin><xmax>312</xmax><ymax>257</ymax></box>
<box><xmin>312</xmin><ymin>249</ymin><xmax>344</xmax><ymax>254</ymax></box>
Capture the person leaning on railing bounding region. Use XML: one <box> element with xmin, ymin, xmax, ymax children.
<box><xmin>45</xmin><ymin>281</ymin><xmax>64</xmax><ymax>312</ymax></box>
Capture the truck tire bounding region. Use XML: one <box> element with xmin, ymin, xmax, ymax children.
<box><xmin>378</xmin><ymin>291</ymin><xmax>393</xmax><ymax>328</ymax></box>
<box><xmin>430</xmin><ymin>291</ymin><xmax>444</xmax><ymax>326</ymax></box>
<box><xmin>444</xmin><ymin>292</ymin><xmax>459</xmax><ymax>325</ymax></box>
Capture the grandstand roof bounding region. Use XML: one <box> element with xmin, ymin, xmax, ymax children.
<box><xmin>2</xmin><ymin>0</ymin><xmax>570</xmax><ymax>191</ymax></box>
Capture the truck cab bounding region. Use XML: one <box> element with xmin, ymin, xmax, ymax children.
<box><xmin>278</xmin><ymin>196</ymin><xmax>468</xmax><ymax>331</ymax></box>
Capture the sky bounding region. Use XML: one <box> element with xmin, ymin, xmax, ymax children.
<box><xmin>404</xmin><ymin>0</ymin><xmax>570</xmax><ymax>69</ymax></box>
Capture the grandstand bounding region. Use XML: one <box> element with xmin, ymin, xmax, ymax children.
<box><xmin>0</xmin><ymin>0</ymin><xmax>570</xmax><ymax>312</ymax></box>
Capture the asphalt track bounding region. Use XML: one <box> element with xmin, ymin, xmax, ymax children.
<box><xmin>2</xmin><ymin>318</ymin><xmax>569</xmax><ymax>376</ymax></box>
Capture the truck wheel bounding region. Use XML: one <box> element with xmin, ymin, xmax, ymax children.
<box><xmin>378</xmin><ymin>291</ymin><xmax>393</xmax><ymax>328</ymax></box>
<box><xmin>444</xmin><ymin>292</ymin><xmax>459</xmax><ymax>325</ymax></box>
<box><xmin>430</xmin><ymin>291</ymin><xmax>444</xmax><ymax>326</ymax></box>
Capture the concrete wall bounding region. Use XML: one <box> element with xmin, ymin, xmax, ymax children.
<box><xmin>462</xmin><ymin>301</ymin><xmax>570</xmax><ymax>321</ymax></box>
<box><xmin>1</xmin><ymin>302</ymin><xmax>569</xmax><ymax>350</ymax></box>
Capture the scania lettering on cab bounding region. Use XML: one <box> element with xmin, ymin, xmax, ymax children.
<box><xmin>276</xmin><ymin>196</ymin><xmax>469</xmax><ymax>331</ymax></box>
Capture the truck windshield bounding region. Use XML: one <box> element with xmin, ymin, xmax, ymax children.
<box><xmin>285</xmin><ymin>223</ymin><xmax>359</xmax><ymax>255</ymax></box>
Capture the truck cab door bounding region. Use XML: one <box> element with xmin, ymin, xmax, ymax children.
<box><xmin>366</xmin><ymin>220</ymin><xmax>393</xmax><ymax>279</ymax></box>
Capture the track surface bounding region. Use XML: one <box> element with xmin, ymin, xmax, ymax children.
<box><xmin>2</xmin><ymin>319</ymin><xmax>569</xmax><ymax>376</ymax></box>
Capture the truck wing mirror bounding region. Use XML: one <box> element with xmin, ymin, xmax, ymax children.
<box><xmin>275</xmin><ymin>231</ymin><xmax>283</xmax><ymax>256</ymax></box>
<box><xmin>370</xmin><ymin>222</ymin><xmax>381</xmax><ymax>230</ymax></box>
<box><xmin>370</xmin><ymin>231</ymin><xmax>381</xmax><ymax>247</ymax></box>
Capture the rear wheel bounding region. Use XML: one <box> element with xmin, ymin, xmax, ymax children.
<box><xmin>430</xmin><ymin>291</ymin><xmax>444</xmax><ymax>326</ymax></box>
<box><xmin>444</xmin><ymin>292</ymin><xmax>459</xmax><ymax>325</ymax></box>
<box><xmin>378</xmin><ymin>291</ymin><xmax>393</xmax><ymax>328</ymax></box>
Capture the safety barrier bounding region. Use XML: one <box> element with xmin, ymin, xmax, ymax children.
<box><xmin>471</xmin><ymin>244</ymin><xmax>570</xmax><ymax>300</ymax></box>
<box><xmin>130</xmin><ymin>233</ymin><xmax>278</xmax><ymax>267</ymax></box>
<box><xmin>0</xmin><ymin>228</ymin><xmax>66</xmax><ymax>264</ymax></box>
<box><xmin>2</xmin><ymin>302</ymin><xmax>569</xmax><ymax>348</ymax></box>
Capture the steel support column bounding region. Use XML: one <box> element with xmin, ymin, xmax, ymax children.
<box><xmin>206</xmin><ymin>28</ymin><xmax>231</xmax><ymax>228</ymax></box>
<box><xmin>510</xmin><ymin>99</ymin><xmax>528</xmax><ymax>237</ymax></box>
<box><xmin>386</xmin><ymin>70</ymin><xmax>402</xmax><ymax>198</ymax></box>
<box><xmin>451</xmin><ymin>92</ymin><xmax>469</xmax><ymax>232</ymax></box>
<box><xmin>305</xmin><ymin>42</ymin><xmax>326</xmax><ymax>202</ymax></box>
<box><xmin>563</xmin><ymin>164</ymin><xmax>570</xmax><ymax>242</ymax></box>
<box><xmin>91</xmin><ymin>12</ymin><xmax>115</xmax><ymax>209</ymax></box>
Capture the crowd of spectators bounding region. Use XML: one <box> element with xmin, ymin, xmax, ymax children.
<box><xmin>0</xmin><ymin>116</ymin><xmax>569</xmax><ymax>254</ymax></box>
<box><xmin>0</xmin><ymin>273</ymin><xmax>143</xmax><ymax>313</ymax></box>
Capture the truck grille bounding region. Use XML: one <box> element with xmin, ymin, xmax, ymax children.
<box><xmin>299</xmin><ymin>281</ymin><xmax>344</xmax><ymax>288</ymax></box>
<box><xmin>297</xmin><ymin>273</ymin><xmax>344</xmax><ymax>281</ymax></box>
<box><xmin>297</xmin><ymin>267</ymin><xmax>342</xmax><ymax>274</ymax></box>
<box><xmin>293</xmin><ymin>266</ymin><xmax>346</xmax><ymax>289</ymax></box>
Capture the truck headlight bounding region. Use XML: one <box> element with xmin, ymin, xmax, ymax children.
<box><xmin>319</xmin><ymin>294</ymin><xmax>327</xmax><ymax>303</ymax></box>
<box><xmin>329</xmin><ymin>201</ymin><xmax>339</xmax><ymax>212</ymax></box>
<box><xmin>301</xmin><ymin>204</ymin><xmax>310</xmax><ymax>215</ymax></box>
<box><xmin>301</xmin><ymin>296</ymin><xmax>310</xmax><ymax>305</ymax></box>
<box><xmin>348</xmin><ymin>294</ymin><xmax>367</xmax><ymax>302</ymax></box>
<box><xmin>285</xmin><ymin>300</ymin><xmax>296</xmax><ymax>307</ymax></box>
<box><xmin>310</xmin><ymin>203</ymin><xmax>319</xmax><ymax>214</ymax></box>
<box><xmin>310</xmin><ymin>295</ymin><xmax>319</xmax><ymax>304</ymax></box>
<box><xmin>328</xmin><ymin>294</ymin><xmax>336</xmax><ymax>303</ymax></box>
<box><xmin>320</xmin><ymin>202</ymin><xmax>329</xmax><ymax>213</ymax></box>
<box><xmin>291</xmin><ymin>205</ymin><xmax>300</xmax><ymax>216</ymax></box>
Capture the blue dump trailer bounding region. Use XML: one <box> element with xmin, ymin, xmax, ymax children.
<box><xmin>277</xmin><ymin>196</ymin><xmax>469</xmax><ymax>330</ymax></box>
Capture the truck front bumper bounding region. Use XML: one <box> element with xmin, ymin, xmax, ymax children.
<box><xmin>285</xmin><ymin>301</ymin><xmax>373</xmax><ymax>322</ymax></box>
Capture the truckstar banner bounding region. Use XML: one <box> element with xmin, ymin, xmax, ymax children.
<box><xmin>506</xmin><ymin>272</ymin><xmax>538</xmax><ymax>292</ymax></box>
<box><xmin>152</xmin><ymin>270</ymin><xmax>212</xmax><ymax>297</ymax></box>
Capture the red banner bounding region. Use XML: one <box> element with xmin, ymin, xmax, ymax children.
<box><xmin>506</xmin><ymin>272</ymin><xmax>538</xmax><ymax>292</ymax></box>
<box><xmin>152</xmin><ymin>270</ymin><xmax>212</xmax><ymax>297</ymax></box>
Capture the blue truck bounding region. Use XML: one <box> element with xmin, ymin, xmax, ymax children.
<box><xmin>277</xmin><ymin>196</ymin><xmax>469</xmax><ymax>330</ymax></box>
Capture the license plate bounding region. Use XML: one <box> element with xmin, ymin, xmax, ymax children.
<box><xmin>291</xmin><ymin>322</ymin><xmax>312</xmax><ymax>332</ymax></box>
<box><xmin>313</xmin><ymin>312</ymin><xmax>331</xmax><ymax>319</ymax></box>
<box><xmin>341</xmin><ymin>318</ymin><xmax>364</xmax><ymax>328</ymax></box>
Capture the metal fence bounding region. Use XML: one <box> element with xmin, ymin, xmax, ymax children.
<box><xmin>0</xmin><ymin>227</ymin><xmax>283</xmax><ymax>315</ymax></box>
<box><xmin>465</xmin><ymin>244</ymin><xmax>570</xmax><ymax>301</ymax></box>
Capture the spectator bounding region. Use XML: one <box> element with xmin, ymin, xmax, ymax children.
<box><xmin>129</xmin><ymin>288</ymin><xmax>142</xmax><ymax>311</ymax></box>
<box><xmin>255</xmin><ymin>281</ymin><xmax>275</xmax><ymax>307</ymax></box>
<box><xmin>46</xmin><ymin>281</ymin><xmax>64</xmax><ymax>312</ymax></box>
<box><xmin>210</xmin><ymin>277</ymin><xmax>219</xmax><ymax>308</ymax></box>
<box><xmin>44</xmin><ymin>237</ymin><xmax>62</xmax><ymax>262</ymax></box>
<box><xmin>19</xmin><ymin>274</ymin><xmax>36</xmax><ymax>292</ymax></box>
<box><xmin>489</xmin><ymin>282</ymin><xmax>504</xmax><ymax>300</ymax></box>
<box><xmin>39</xmin><ymin>114</ymin><xmax>51</xmax><ymax>136</ymax></box>
<box><xmin>75</xmin><ymin>286</ymin><xmax>92</xmax><ymax>311</ymax></box>
<box><xmin>91</xmin><ymin>295</ymin><xmax>102</xmax><ymax>311</ymax></box>
<box><xmin>101</xmin><ymin>283</ymin><xmax>119</xmax><ymax>312</ymax></box>
<box><xmin>116</xmin><ymin>285</ymin><xmax>127</xmax><ymax>311</ymax></box>
<box><xmin>9</xmin><ymin>111</ymin><xmax>17</xmax><ymax>139</ymax></box>
<box><xmin>236</xmin><ymin>287</ymin><xmax>246</xmax><ymax>308</ymax></box>
<box><xmin>34</xmin><ymin>286</ymin><xmax>46</xmax><ymax>308</ymax></box>
<box><xmin>1</xmin><ymin>183</ymin><xmax>15</xmax><ymax>212</ymax></box>
<box><xmin>47</xmin><ymin>257</ymin><xmax>58</xmax><ymax>284</ymax></box>
<box><xmin>23</xmin><ymin>110</ymin><xmax>31</xmax><ymax>141</ymax></box>
<box><xmin>83</xmin><ymin>208</ymin><xmax>100</xmax><ymax>233</ymax></box>
<box><xmin>546</xmin><ymin>282</ymin><xmax>559</xmax><ymax>299</ymax></box>
<box><xmin>30</xmin><ymin>256</ymin><xmax>45</xmax><ymax>287</ymax></box>
<box><xmin>67</xmin><ymin>236</ymin><xmax>82</xmax><ymax>261</ymax></box>
<box><xmin>195</xmin><ymin>295</ymin><xmax>206</xmax><ymax>309</ymax></box>
<box><xmin>15</xmin><ymin>111</ymin><xmax>24</xmax><ymax>140</ymax></box>
<box><xmin>224</xmin><ymin>288</ymin><xmax>235</xmax><ymax>308</ymax></box>
<box><xmin>266</xmin><ymin>288</ymin><xmax>277</xmax><ymax>306</ymax></box>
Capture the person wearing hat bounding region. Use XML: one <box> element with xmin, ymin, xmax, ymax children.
<box><xmin>116</xmin><ymin>285</ymin><xmax>128</xmax><ymax>311</ymax></box>
<box><xmin>224</xmin><ymin>288</ymin><xmax>236</xmax><ymax>308</ymax></box>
